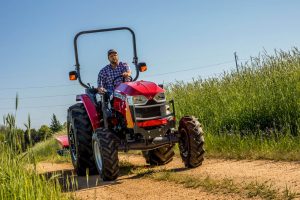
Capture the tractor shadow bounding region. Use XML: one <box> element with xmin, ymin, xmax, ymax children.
<box><xmin>40</xmin><ymin>162</ymin><xmax>189</xmax><ymax>192</ymax></box>
<box><xmin>127</xmin><ymin>166</ymin><xmax>190</xmax><ymax>180</ymax></box>
<box><xmin>118</xmin><ymin>160</ymin><xmax>190</xmax><ymax>180</ymax></box>
<box><xmin>41</xmin><ymin>169</ymin><xmax>121</xmax><ymax>192</ymax></box>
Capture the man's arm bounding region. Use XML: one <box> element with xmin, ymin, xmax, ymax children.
<box><xmin>97</xmin><ymin>70</ymin><xmax>106</xmax><ymax>93</ymax></box>
<box><xmin>97</xmin><ymin>70</ymin><xmax>102</xmax><ymax>88</ymax></box>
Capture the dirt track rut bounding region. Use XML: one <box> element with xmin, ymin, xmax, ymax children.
<box><xmin>37</xmin><ymin>155</ymin><xmax>300</xmax><ymax>200</ymax></box>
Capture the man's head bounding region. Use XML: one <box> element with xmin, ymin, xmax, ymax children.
<box><xmin>108</xmin><ymin>49</ymin><xmax>119</xmax><ymax>66</ymax></box>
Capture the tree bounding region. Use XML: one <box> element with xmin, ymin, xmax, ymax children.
<box><xmin>50</xmin><ymin>114</ymin><xmax>63</xmax><ymax>133</ymax></box>
<box><xmin>38</xmin><ymin>125</ymin><xmax>52</xmax><ymax>140</ymax></box>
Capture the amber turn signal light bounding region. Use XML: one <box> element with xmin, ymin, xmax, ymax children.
<box><xmin>69</xmin><ymin>71</ymin><xmax>78</xmax><ymax>81</ymax></box>
<box><xmin>139</xmin><ymin>65</ymin><xmax>147</xmax><ymax>72</ymax></box>
<box><xmin>138</xmin><ymin>62</ymin><xmax>147</xmax><ymax>72</ymax></box>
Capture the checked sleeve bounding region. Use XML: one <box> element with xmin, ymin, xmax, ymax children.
<box><xmin>97</xmin><ymin>69</ymin><xmax>105</xmax><ymax>88</ymax></box>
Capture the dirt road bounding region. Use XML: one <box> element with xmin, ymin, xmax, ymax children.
<box><xmin>37</xmin><ymin>155</ymin><xmax>300</xmax><ymax>200</ymax></box>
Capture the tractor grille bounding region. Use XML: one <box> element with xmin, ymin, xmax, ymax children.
<box><xmin>146</xmin><ymin>99</ymin><xmax>159</xmax><ymax>105</ymax></box>
<box><xmin>131</xmin><ymin>101</ymin><xmax>167</xmax><ymax>120</ymax></box>
<box><xmin>135</xmin><ymin>106</ymin><xmax>162</xmax><ymax>118</ymax></box>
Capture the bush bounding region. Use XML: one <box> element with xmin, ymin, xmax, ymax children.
<box><xmin>38</xmin><ymin>125</ymin><xmax>53</xmax><ymax>140</ymax></box>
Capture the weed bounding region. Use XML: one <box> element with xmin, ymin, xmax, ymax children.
<box><xmin>245</xmin><ymin>181</ymin><xmax>277</xmax><ymax>199</ymax></box>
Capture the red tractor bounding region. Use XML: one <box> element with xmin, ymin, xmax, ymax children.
<box><xmin>67</xmin><ymin>27</ymin><xmax>205</xmax><ymax>181</ymax></box>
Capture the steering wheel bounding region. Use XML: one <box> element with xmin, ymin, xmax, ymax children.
<box><xmin>112</xmin><ymin>75</ymin><xmax>133</xmax><ymax>87</ymax></box>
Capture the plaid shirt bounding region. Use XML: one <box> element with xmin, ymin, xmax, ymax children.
<box><xmin>97</xmin><ymin>62</ymin><xmax>130</xmax><ymax>91</ymax></box>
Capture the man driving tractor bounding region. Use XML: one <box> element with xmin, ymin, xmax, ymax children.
<box><xmin>97</xmin><ymin>49</ymin><xmax>131</xmax><ymax>95</ymax></box>
<box><xmin>67</xmin><ymin>27</ymin><xmax>205</xmax><ymax>181</ymax></box>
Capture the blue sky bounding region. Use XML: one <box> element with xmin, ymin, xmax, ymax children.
<box><xmin>0</xmin><ymin>0</ymin><xmax>300</xmax><ymax>128</ymax></box>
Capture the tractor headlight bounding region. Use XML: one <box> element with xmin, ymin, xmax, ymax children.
<box><xmin>153</xmin><ymin>92</ymin><xmax>166</xmax><ymax>102</ymax></box>
<box><xmin>127</xmin><ymin>95</ymin><xmax>148</xmax><ymax>105</ymax></box>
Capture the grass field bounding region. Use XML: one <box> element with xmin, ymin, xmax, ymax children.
<box><xmin>167</xmin><ymin>48</ymin><xmax>300</xmax><ymax>160</ymax></box>
<box><xmin>168</xmin><ymin>48</ymin><xmax>300</xmax><ymax>135</ymax></box>
<box><xmin>0</xmin><ymin>143</ymin><xmax>69</xmax><ymax>200</ymax></box>
<box><xmin>27</xmin><ymin>136</ymin><xmax>70</xmax><ymax>163</ymax></box>
<box><xmin>171</xmin><ymin>132</ymin><xmax>300</xmax><ymax>161</ymax></box>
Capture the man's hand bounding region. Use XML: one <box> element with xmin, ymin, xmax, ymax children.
<box><xmin>97</xmin><ymin>87</ymin><xmax>106</xmax><ymax>94</ymax></box>
<box><xmin>122</xmin><ymin>71</ymin><xmax>131</xmax><ymax>78</ymax></box>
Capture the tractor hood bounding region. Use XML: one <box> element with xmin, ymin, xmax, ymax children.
<box><xmin>115</xmin><ymin>80</ymin><xmax>165</xmax><ymax>98</ymax></box>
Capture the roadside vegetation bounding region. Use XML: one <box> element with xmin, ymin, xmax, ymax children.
<box><xmin>204</xmin><ymin>132</ymin><xmax>300</xmax><ymax>160</ymax></box>
<box><xmin>168</xmin><ymin>48</ymin><xmax>300</xmax><ymax>160</ymax></box>
<box><xmin>28</xmin><ymin>136</ymin><xmax>70</xmax><ymax>163</ymax></box>
<box><xmin>0</xmin><ymin>98</ymin><xmax>68</xmax><ymax>200</ymax></box>
<box><xmin>0</xmin><ymin>143</ymin><xmax>69</xmax><ymax>200</ymax></box>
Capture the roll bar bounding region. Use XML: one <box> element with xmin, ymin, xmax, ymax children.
<box><xmin>73</xmin><ymin>27</ymin><xmax>139</xmax><ymax>88</ymax></box>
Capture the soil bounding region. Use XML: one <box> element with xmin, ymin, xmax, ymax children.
<box><xmin>37</xmin><ymin>154</ymin><xmax>300</xmax><ymax>200</ymax></box>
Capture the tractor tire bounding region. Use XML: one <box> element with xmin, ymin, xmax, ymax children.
<box><xmin>92</xmin><ymin>128</ymin><xmax>119</xmax><ymax>181</ymax></box>
<box><xmin>178</xmin><ymin>116</ymin><xmax>205</xmax><ymax>168</ymax></box>
<box><xmin>67</xmin><ymin>103</ymin><xmax>97</xmax><ymax>176</ymax></box>
<box><xmin>142</xmin><ymin>145</ymin><xmax>175</xmax><ymax>166</ymax></box>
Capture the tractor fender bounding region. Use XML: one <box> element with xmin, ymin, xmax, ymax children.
<box><xmin>76</xmin><ymin>94</ymin><xmax>101</xmax><ymax>131</ymax></box>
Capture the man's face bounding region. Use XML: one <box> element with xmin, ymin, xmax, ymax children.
<box><xmin>108</xmin><ymin>53</ymin><xmax>119</xmax><ymax>65</ymax></box>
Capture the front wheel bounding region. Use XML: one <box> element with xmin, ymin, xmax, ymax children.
<box><xmin>67</xmin><ymin>103</ymin><xmax>97</xmax><ymax>176</ymax></box>
<box><xmin>92</xmin><ymin>128</ymin><xmax>119</xmax><ymax>181</ymax></box>
<box><xmin>178</xmin><ymin>116</ymin><xmax>205</xmax><ymax>168</ymax></box>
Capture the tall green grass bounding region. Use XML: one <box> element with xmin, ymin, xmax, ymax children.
<box><xmin>205</xmin><ymin>132</ymin><xmax>300</xmax><ymax>161</ymax></box>
<box><xmin>0</xmin><ymin>144</ymin><xmax>68</xmax><ymax>200</ymax></box>
<box><xmin>29</xmin><ymin>136</ymin><xmax>70</xmax><ymax>163</ymax></box>
<box><xmin>168</xmin><ymin>48</ymin><xmax>300</xmax><ymax>160</ymax></box>
<box><xmin>0</xmin><ymin>94</ymin><xmax>70</xmax><ymax>199</ymax></box>
<box><xmin>168</xmin><ymin>48</ymin><xmax>300</xmax><ymax>135</ymax></box>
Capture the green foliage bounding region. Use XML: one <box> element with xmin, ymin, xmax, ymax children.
<box><xmin>0</xmin><ymin>95</ymin><xmax>70</xmax><ymax>199</ymax></box>
<box><xmin>38</xmin><ymin>125</ymin><xmax>53</xmax><ymax>140</ymax></box>
<box><xmin>167</xmin><ymin>48</ymin><xmax>300</xmax><ymax>136</ymax></box>
<box><xmin>24</xmin><ymin>114</ymin><xmax>32</xmax><ymax>147</ymax></box>
<box><xmin>203</xmin><ymin>132</ymin><xmax>300</xmax><ymax>161</ymax></box>
<box><xmin>1</xmin><ymin>113</ymin><xmax>54</xmax><ymax>152</ymax></box>
<box><xmin>50</xmin><ymin>114</ymin><xmax>63</xmax><ymax>133</ymax></box>
<box><xmin>0</xmin><ymin>127</ymin><xmax>5</xmax><ymax>141</ymax></box>
<box><xmin>3</xmin><ymin>114</ymin><xmax>25</xmax><ymax>152</ymax></box>
<box><xmin>0</xmin><ymin>144</ymin><xmax>68</xmax><ymax>200</ymax></box>
<box><xmin>28</xmin><ymin>137</ymin><xmax>70</xmax><ymax>163</ymax></box>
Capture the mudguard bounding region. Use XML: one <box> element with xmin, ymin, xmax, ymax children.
<box><xmin>76</xmin><ymin>94</ymin><xmax>101</xmax><ymax>131</ymax></box>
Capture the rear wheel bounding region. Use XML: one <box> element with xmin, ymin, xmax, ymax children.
<box><xmin>92</xmin><ymin>128</ymin><xmax>119</xmax><ymax>181</ymax></box>
<box><xmin>142</xmin><ymin>145</ymin><xmax>175</xmax><ymax>166</ymax></box>
<box><xmin>67</xmin><ymin>103</ymin><xmax>97</xmax><ymax>176</ymax></box>
<box><xmin>178</xmin><ymin>116</ymin><xmax>205</xmax><ymax>168</ymax></box>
